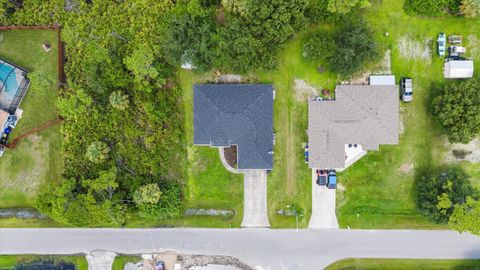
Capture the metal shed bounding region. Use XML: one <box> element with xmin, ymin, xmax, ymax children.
<box><xmin>444</xmin><ymin>60</ymin><xmax>474</xmax><ymax>79</ymax></box>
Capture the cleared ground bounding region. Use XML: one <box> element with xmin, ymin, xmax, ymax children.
<box><xmin>0</xmin><ymin>30</ymin><xmax>62</xmax><ymax>211</ymax></box>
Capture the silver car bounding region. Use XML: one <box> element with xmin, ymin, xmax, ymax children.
<box><xmin>400</xmin><ymin>77</ymin><xmax>413</xmax><ymax>102</ymax></box>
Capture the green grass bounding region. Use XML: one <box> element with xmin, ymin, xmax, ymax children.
<box><xmin>335</xmin><ymin>0</ymin><xmax>480</xmax><ymax>229</ymax></box>
<box><xmin>325</xmin><ymin>258</ymin><xmax>480</xmax><ymax>270</ymax></box>
<box><xmin>112</xmin><ymin>255</ymin><xmax>140</xmax><ymax>270</ymax></box>
<box><xmin>0</xmin><ymin>255</ymin><xmax>87</xmax><ymax>270</ymax></box>
<box><xmin>0</xmin><ymin>30</ymin><xmax>62</xmax><ymax>209</ymax></box>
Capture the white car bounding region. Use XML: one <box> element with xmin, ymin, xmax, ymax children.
<box><xmin>400</xmin><ymin>77</ymin><xmax>413</xmax><ymax>102</ymax></box>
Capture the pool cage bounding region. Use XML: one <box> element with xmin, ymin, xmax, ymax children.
<box><xmin>0</xmin><ymin>58</ymin><xmax>30</xmax><ymax>114</ymax></box>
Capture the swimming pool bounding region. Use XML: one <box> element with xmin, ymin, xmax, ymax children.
<box><xmin>0</xmin><ymin>62</ymin><xmax>19</xmax><ymax>100</ymax></box>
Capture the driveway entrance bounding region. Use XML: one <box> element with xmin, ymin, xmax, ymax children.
<box><xmin>308</xmin><ymin>169</ymin><xmax>339</xmax><ymax>229</ymax></box>
<box><xmin>241</xmin><ymin>170</ymin><xmax>270</xmax><ymax>228</ymax></box>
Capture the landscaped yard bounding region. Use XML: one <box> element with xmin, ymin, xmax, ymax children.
<box><xmin>336</xmin><ymin>0</ymin><xmax>480</xmax><ymax>229</ymax></box>
<box><xmin>0</xmin><ymin>30</ymin><xmax>62</xmax><ymax>225</ymax></box>
<box><xmin>325</xmin><ymin>258</ymin><xmax>480</xmax><ymax>270</ymax></box>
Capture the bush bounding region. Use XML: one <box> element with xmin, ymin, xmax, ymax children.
<box><xmin>404</xmin><ymin>0</ymin><xmax>460</xmax><ymax>16</ymax></box>
<box><xmin>415</xmin><ymin>167</ymin><xmax>477</xmax><ymax>223</ymax></box>
<box><xmin>302</xmin><ymin>32</ymin><xmax>335</xmax><ymax>61</ymax></box>
<box><xmin>328</xmin><ymin>22</ymin><xmax>379</xmax><ymax>77</ymax></box>
<box><xmin>431</xmin><ymin>77</ymin><xmax>480</xmax><ymax>144</ymax></box>
<box><xmin>136</xmin><ymin>183</ymin><xmax>183</xmax><ymax>219</ymax></box>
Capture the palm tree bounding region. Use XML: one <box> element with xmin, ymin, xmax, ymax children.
<box><xmin>460</xmin><ymin>0</ymin><xmax>480</xmax><ymax>17</ymax></box>
<box><xmin>85</xmin><ymin>141</ymin><xmax>110</xmax><ymax>164</ymax></box>
<box><xmin>109</xmin><ymin>91</ymin><xmax>129</xmax><ymax>111</ymax></box>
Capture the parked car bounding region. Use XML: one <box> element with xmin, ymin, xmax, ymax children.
<box><xmin>327</xmin><ymin>170</ymin><xmax>336</xmax><ymax>189</ymax></box>
<box><xmin>400</xmin><ymin>77</ymin><xmax>413</xmax><ymax>102</ymax></box>
<box><xmin>437</xmin><ymin>33</ymin><xmax>446</xmax><ymax>56</ymax></box>
<box><xmin>449</xmin><ymin>46</ymin><xmax>466</xmax><ymax>56</ymax></box>
<box><xmin>448</xmin><ymin>35</ymin><xmax>463</xmax><ymax>44</ymax></box>
<box><xmin>316</xmin><ymin>169</ymin><xmax>327</xmax><ymax>186</ymax></box>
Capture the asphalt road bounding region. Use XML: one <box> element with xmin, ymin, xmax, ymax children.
<box><xmin>1</xmin><ymin>229</ymin><xmax>479</xmax><ymax>270</ymax></box>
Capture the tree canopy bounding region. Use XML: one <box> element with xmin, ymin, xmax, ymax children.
<box><xmin>432</xmin><ymin>77</ymin><xmax>480</xmax><ymax>144</ymax></box>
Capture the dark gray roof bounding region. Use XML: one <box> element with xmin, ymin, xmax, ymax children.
<box><xmin>308</xmin><ymin>85</ymin><xmax>399</xmax><ymax>169</ymax></box>
<box><xmin>194</xmin><ymin>84</ymin><xmax>274</xmax><ymax>170</ymax></box>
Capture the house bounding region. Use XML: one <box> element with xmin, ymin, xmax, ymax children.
<box><xmin>444</xmin><ymin>60</ymin><xmax>474</xmax><ymax>79</ymax></box>
<box><xmin>308</xmin><ymin>83</ymin><xmax>399</xmax><ymax>170</ymax></box>
<box><xmin>194</xmin><ymin>84</ymin><xmax>274</xmax><ymax>170</ymax></box>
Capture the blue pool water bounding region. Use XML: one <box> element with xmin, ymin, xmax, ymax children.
<box><xmin>0</xmin><ymin>63</ymin><xmax>18</xmax><ymax>100</ymax></box>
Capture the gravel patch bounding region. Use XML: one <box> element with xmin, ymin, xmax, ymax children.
<box><xmin>398</xmin><ymin>35</ymin><xmax>431</xmax><ymax>63</ymax></box>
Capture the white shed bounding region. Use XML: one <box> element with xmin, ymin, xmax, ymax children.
<box><xmin>444</xmin><ymin>60</ymin><xmax>474</xmax><ymax>79</ymax></box>
<box><xmin>369</xmin><ymin>75</ymin><xmax>396</xmax><ymax>85</ymax></box>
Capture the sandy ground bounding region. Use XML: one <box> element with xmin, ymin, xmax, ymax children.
<box><xmin>293</xmin><ymin>78</ymin><xmax>318</xmax><ymax>101</ymax></box>
<box><xmin>445</xmin><ymin>138</ymin><xmax>480</xmax><ymax>163</ymax></box>
<box><xmin>397</xmin><ymin>36</ymin><xmax>431</xmax><ymax>63</ymax></box>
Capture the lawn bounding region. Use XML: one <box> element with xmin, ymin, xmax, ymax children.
<box><xmin>0</xmin><ymin>30</ymin><xmax>62</xmax><ymax>224</ymax></box>
<box><xmin>112</xmin><ymin>255</ymin><xmax>141</xmax><ymax>270</ymax></box>
<box><xmin>335</xmin><ymin>0</ymin><xmax>480</xmax><ymax>229</ymax></box>
<box><xmin>325</xmin><ymin>258</ymin><xmax>480</xmax><ymax>270</ymax></box>
<box><xmin>0</xmin><ymin>255</ymin><xmax>87</xmax><ymax>270</ymax></box>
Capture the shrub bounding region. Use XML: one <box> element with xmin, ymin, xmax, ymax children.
<box><xmin>404</xmin><ymin>0</ymin><xmax>460</xmax><ymax>16</ymax></box>
<box><xmin>431</xmin><ymin>77</ymin><xmax>480</xmax><ymax>144</ymax></box>
<box><xmin>302</xmin><ymin>32</ymin><xmax>335</xmax><ymax>61</ymax></box>
<box><xmin>415</xmin><ymin>167</ymin><xmax>477</xmax><ymax>223</ymax></box>
<box><xmin>328</xmin><ymin>22</ymin><xmax>379</xmax><ymax>77</ymax></box>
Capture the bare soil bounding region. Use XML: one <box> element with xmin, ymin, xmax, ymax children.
<box><xmin>397</xmin><ymin>36</ymin><xmax>432</xmax><ymax>63</ymax></box>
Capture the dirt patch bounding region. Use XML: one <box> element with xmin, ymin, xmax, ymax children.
<box><xmin>293</xmin><ymin>78</ymin><xmax>319</xmax><ymax>101</ymax></box>
<box><xmin>398</xmin><ymin>35</ymin><xmax>431</xmax><ymax>63</ymax></box>
<box><xmin>180</xmin><ymin>255</ymin><xmax>252</xmax><ymax>270</ymax></box>
<box><xmin>399</xmin><ymin>163</ymin><xmax>414</xmax><ymax>174</ymax></box>
<box><xmin>351</xmin><ymin>50</ymin><xmax>391</xmax><ymax>84</ymax></box>
<box><xmin>445</xmin><ymin>138</ymin><xmax>480</xmax><ymax>163</ymax></box>
<box><xmin>467</xmin><ymin>34</ymin><xmax>479</xmax><ymax>59</ymax></box>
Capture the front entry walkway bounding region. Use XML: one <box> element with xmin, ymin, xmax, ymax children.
<box><xmin>241</xmin><ymin>170</ymin><xmax>270</xmax><ymax>228</ymax></box>
<box><xmin>309</xmin><ymin>169</ymin><xmax>339</xmax><ymax>229</ymax></box>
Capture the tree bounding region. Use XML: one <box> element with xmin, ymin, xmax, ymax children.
<box><xmin>302</xmin><ymin>32</ymin><xmax>335</xmax><ymax>61</ymax></box>
<box><xmin>133</xmin><ymin>183</ymin><xmax>162</xmax><ymax>206</ymax></box>
<box><xmin>85</xmin><ymin>141</ymin><xmax>110</xmax><ymax>164</ymax></box>
<box><xmin>109</xmin><ymin>91</ymin><xmax>129</xmax><ymax>111</ymax></box>
<box><xmin>327</xmin><ymin>0</ymin><xmax>370</xmax><ymax>14</ymax></box>
<box><xmin>328</xmin><ymin>23</ymin><xmax>378</xmax><ymax>77</ymax></box>
<box><xmin>415</xmin><ymin>167</ymin><xmax>477</xmax><ymax>223</ymax></box>
<box><xmin>432</xmin><ymin>78</ymin><xmax>480</xmax><ymax>144</ymax></box>
<box><xmin>404</xmin><ymin>0</ymin><xmax>457</xmax><ymax>16</ymax></box>
<box><xmin>123</xmin><ymin>44</ymin><xmax>162</xmax><ymax>89</ymax></box>
<box><xmin>449</xmin><ymin>197</ymin><xmax>480</xmax><ymax>235</ymax></box>
<box><xmin>460</xmin><ymin>0</ymin><xmax>480</xmax><ymax>17</ymax></box>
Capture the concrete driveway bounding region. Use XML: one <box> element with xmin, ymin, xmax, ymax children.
<box><xmin>308</xmin><ymin>169</ymin><xmax>339</xmax><ymax>229</ymax></box>
<box><xmin>241</xmin><ymin>170</ymin><xmax>270</xmax><ymax>228</ymax></box>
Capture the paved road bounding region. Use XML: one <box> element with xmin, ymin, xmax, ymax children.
<box><xmin>309</xmin><ymin>169</ymin><xmax>338</xmax><ymax>229</ymax></box>
<box><xmin>1</xmin><ymin>229</ymin><xmax>479</xmax><ymax>270</ymax></box>
<box><xmin>241</xmin><ymin>170</ymin><xmax>270</xmax><ymax>228</ymax></box>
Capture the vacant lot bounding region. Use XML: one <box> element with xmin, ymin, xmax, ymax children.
<box><xmin>336</xmin><ymin>0</ymin><xmax>480</xmax><ymax>229</ymax></box>
<box><xmin>325</xmin><ymin>258</ymin><xmax>480</xmax><ymax>270</ymax></box>
<box><xmin>0</xmin><ymin>29</ymin><xmax>62</xmax><ymax>210</ymax></box>
<box><xmin>0</xmin><ymin>255</ymin><xmax>87</xmax><ymax>270</ymax></box>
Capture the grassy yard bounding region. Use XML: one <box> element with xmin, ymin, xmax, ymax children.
<box><xmin>0</xmin><ymin>255</ymin><xmax>87</xmax><ymax>270</ymax></box>
<box><xmin>112</xmin><ymin>255</ymin><xmax>141</xmax><ymax>270</ymax></box>
<box><xmin>0</xmin><ymin>30</ymin><xmax>62</xmax><ymax>226</ymax></box>
<box><xmin>325</xmin><ymin>258</ymin><xmax>480</xmax><ymax>270</ymax></box>
<box><xmin>335</xmin><ymin>0</ymin><xmax>480</xmax><ymax>229</ymax></box>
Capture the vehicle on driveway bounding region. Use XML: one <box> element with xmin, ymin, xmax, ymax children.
<box><xmin>400</xmin><ymin>77</ymin><xmax>413</xmax><ymax>102</ymax></box>
<box><xmin>316</xmin><ymin>169</ymin><xmax>327</xmax><ymax>186</ymax></box>
<box><xmin>327</xmin><ymin>170</ymin><xmax>336</xmax><ymax>189</ymax></box>
<box><xmin>437</xmin><ymin>33</ymin><xmax>446</xmax><ymax>56</ymax></box>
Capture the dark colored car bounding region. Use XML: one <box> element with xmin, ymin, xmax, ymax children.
<box><xmin>155</xmin><ymin>261</ymin><xmax>165</xmax><ymax>270</ymax></box>
<box><xmin>316</xmin><ymin>169</ymin><xmax>327</xmax><ymax>186</ymax></box>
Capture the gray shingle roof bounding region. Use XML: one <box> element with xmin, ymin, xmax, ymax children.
<box><xmin>308</xmin><ymin>85</ymin><xmax>399</xmax><ymax>169</ymax></box>
<box><xmin>194</xmin><ymin>84</ymin><xmax>274</xmax><ymax>170</ymax></box>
